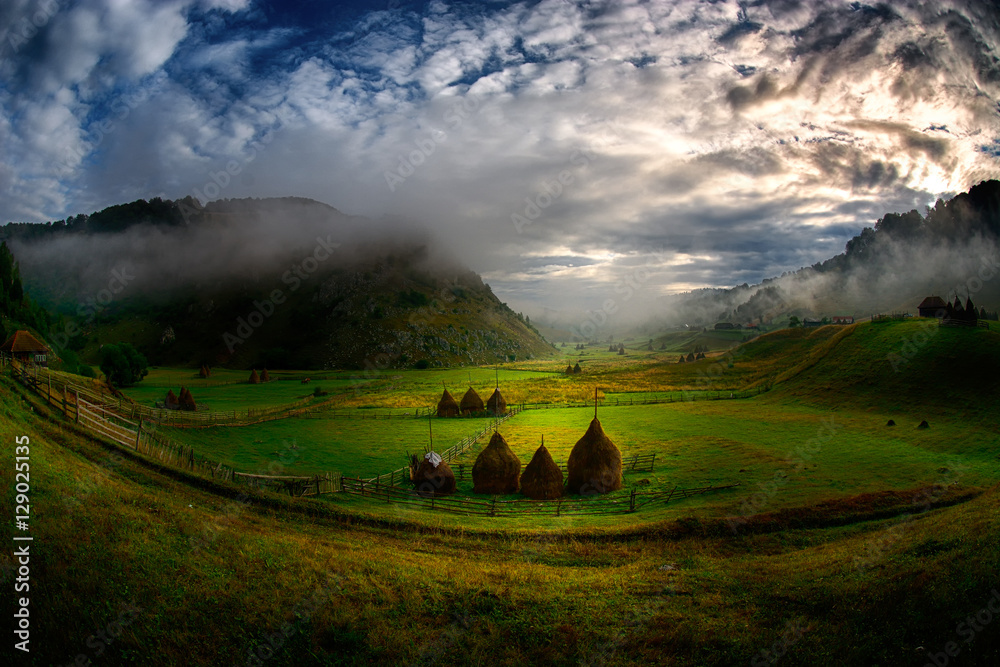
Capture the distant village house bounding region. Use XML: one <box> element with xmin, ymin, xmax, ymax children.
<box><xmin>0</xmin><ymin>330</ymin><xmax>51</xmax><ymax>367</ymax></box>
<box><xmin>831</xmin><ymin>315</ymin><xmax>854</xmax><ymax>325</ymax></box>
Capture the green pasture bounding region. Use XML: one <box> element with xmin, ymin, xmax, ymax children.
<box><xmin>157</xmin><ymin>413</ymin><xmax>492</xmax><ymax>479</ymax></box>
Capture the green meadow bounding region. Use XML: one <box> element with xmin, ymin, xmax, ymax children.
<box><xmin>5</xmin><ymin>319</ymin><xmax>999</xmax><ymax>665</ymax></box>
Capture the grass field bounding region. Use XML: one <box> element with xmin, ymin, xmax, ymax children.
<box><xmin>4</xmin><ymin>318</ymin><xmax>999</xmax><ymax>665</ymax></box>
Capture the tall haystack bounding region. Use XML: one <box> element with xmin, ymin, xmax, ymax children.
<box><xmin>472</xmin><ymin>431</ymin><xmax>521</xmax><ymax>494</ymax></box>
<box><xmin>617</xmin><ymin>348</ymin><xmax>625</xmax><ymax>355</ymax></box>
<box><xmin>565</xmin><ymin>364</ymin><xmax>574</xmax><ymax>374</ymax></box>
<box><xmin>487</xmin><ymin>388</ymin><xmax>507</xmax><ymax>415</ymax></box>
<box><xmin>573</xmin><ymin>362</ymin><xmax>582</xmax><ymax>374</ymax></box>
<box><xmin>178</xmin><ymin>387</ymin><xmax>197</xmax><ymax>412</ymax></box>
<box><xmin>199</xmin><ymin>365</ymin><xmax>211</xmax><ymax>378</ymax></box>
<box><xmin>460</xmin><ymin>387</ymin><xmax>484</xmax><ymax>415</ymax></box>
<box><xmin>261</xmin><ymin>369</ymin><xmax>271</xmax><ymax>382</ymax></box>
<box><xmin>165</xmin><ymin>389</ymin><xmax>180</xmax><ymax>410</ymax></box>
<box><xmin>411</xmin><ymin>452</ymin><xmax>456</xmax><ymax>497</ymax></box>
<box><xmin>248</xmin><ymin>369</ymin><xmax>260</xmax><ymax>384</ymax></box>
<box><xmin>437</xmin><ymin>389</ymin><xmax>460</xmax><ymax>417</ymax></box>
<box><xmin>566</xmin><ymin>418</ymin><xmax>622</xmax><ymax>495</ymax></box>
<box><xmin>520</xmin><ymin>439</ymin><xmax>564</xmax><ymax>500</ymax></box>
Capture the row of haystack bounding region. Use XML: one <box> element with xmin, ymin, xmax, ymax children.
<box><xmin>165</xmin><ymin>387</ymin><xmax>197</xmax><ymax>411</ymax></box>
<box><xmin>199</xmin><ymin>365</ymin><xmax>211</xmax><ymax>378</ymax></box>
<box><xmin>247</xmin><ymin>369</ymin><xmax>272</xmax><ymax>384</ymax></box>
<box><xmin>564</xmin><ymin>362</ymin><xmax>582</xmax><ymax>374</ymax></box>
<box><xmin>437</xmin><ymin>387</ymin><xmax>506</xmax><ymax>417</ymax></box>
<box><xmin>412</xmin><ymin>417</ymin><xmax>622</xmax><ymax>500</ymax></box>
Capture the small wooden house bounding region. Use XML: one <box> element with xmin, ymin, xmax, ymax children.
<box><xmin>0</xmin><ymin>330</ymin><xmax>51</xmax><ymax>367</ymax></box>
<box><xmin>917</xmin><ymin>296</ymin><xmax>948</xmax><ymax>318</ymax></box>
<box><xmin>831</xmin><ymin>315</ymin><xmax>854</xmax><ymax>325</ymax></box>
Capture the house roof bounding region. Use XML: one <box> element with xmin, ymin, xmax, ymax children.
<box><xmin>918</xmin><ymin>296</ymin><xmax>948</xmax><ymax>309</ymax></box>
<box><xmin>0</xmin><ymin>330</ymin><xmax>50</xmax><ymax>354</ymax></box>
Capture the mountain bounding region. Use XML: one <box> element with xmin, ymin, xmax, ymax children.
<box><xmin>646</xmin><ymin>180</ymin><xmax>1000</xmax><ymax>331</ymax></box>
<box><xmin>2</xmin><ymin>197</ymin><xmax>554</xmax><ymax>370</ymax></box>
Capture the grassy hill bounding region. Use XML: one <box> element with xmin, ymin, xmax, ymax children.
<box><xmin>3</xmin><ymin>371</ymin><xmax>999</xmax><ymax>665</ymax></box>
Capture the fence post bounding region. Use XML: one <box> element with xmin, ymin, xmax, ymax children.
<box><xmin>74</xmin><ymin>390</ymin><xmax>80</xmax><ymax>424</ymax></box>
<box><xmin>629</xmin><ymin>489</ymin><xmax>636</xmax><ymax>512</ymax></box>
<box><xmin>135</xmin><ymin>417</ymin><xmax>142</xmax><ymax>450</ymax></box>
<box><xmin>62</xmin><ymin>385</ymin><xmax>68</xmax><ymax>415</ymax></box>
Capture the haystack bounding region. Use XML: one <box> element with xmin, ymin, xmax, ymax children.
<box><xmin>472</xmin><ymin>431</ymin><xmax>521</xmax><ymax>494</ymax></box>
<box><xmin>199</xmin><ymin>365</ymin><xmax>211</xmax><ymax>378</ymax></box>
<box><xmin>248</xmin><ymin>369</ymin><xmax>260</xmax><ymax>384</ymax></box>
<box><xmin>437</xmin><ymin>389</ymin><xmax>460</xmax><ymax>417</ymax></box>
<box><xmin>678</xmin><ymin>355</ymin><xmax>685</xmax><ymax>363</ymax></box>
<box><xmin>617</xmin><ymin>348</ymin><xmax>625</xmax><ymax>356</ymax></box>
<box><xmin>411</xmin><ymin>452</ymin><xmax>456</xmax><ymax>497</ymax></box>
<box><xmin>520</xmin><ymin>440</ymin><xmax>564</xmax><ymax>500</ymax></box>
<box><xmin>686</xmin><ymin>352</ymin><xmax>695</xmax><ymax>362</ymax></box>
<box><xmin>918</xmin><ymin>420</ymin><xmax>929</xmax><ymax>429</ymax></box>
<box><xmin>565</xmin><ymin>364</ymin><xmax>574</xmax><ymax>374</ymax></box>
<box><xmin>165</xmin><ymin>389</ymin><xmax>180</xmax><ymax>410</ymax></box>
<box><xmin>178</xmin><ymin>387</ymin><xmax>197</xmax><ymax>412</ymax></box>
<box><xmin>487</xmin><ymin>388</ymin><xmax>507</xmax><ymax>415</ymax></box>
<box><xmin>566</xmin><ymin>417</ymin><xmax>622</xmax><ymax>495</ymax></box>
<box><xmin>573</xmin><ymin>362</ymin><xmax>582</xmax><ymax>374</ymax></box>
<box><xmin>886</xmin><ymin>419</ymin><xmax>896</xmax><ymax>427</ymax></box>
<box><xmin>460</xmin><ymin>387</ymin><xmax>484</xmax><ymax>415</ymax></box>
<box><xmin>261</xmin><ymin>369</ymin><xmax>271</xmax><ymax>382</ymax></box>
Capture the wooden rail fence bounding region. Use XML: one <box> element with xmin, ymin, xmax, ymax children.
<box><xmin>340</xmin><ymin>477</ymin><xmax>739</xmax><ymax>517</ymax></box>
<box><xmin>9</xmin><ymin>361</ymin><xmax>341</xmax><ymax>497</ymax></box>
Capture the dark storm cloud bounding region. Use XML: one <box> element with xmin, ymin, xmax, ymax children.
<box><xmin>1</xmin><ymin>0</ymin><xmax>999</xmax><ymax>323</ymax></box>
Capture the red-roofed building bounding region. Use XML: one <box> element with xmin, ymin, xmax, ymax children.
<box><xmin>0</xmin><ymin>330</ymin><xmax>52</xmax><ymax>367</ymax></box>
<box><xmin>831</xmin><ymin>315</ymin><xmax>854</xmax><ymax>325</ymax></box>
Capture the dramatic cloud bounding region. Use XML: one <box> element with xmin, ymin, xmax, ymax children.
<box><xmin>2</xmin><ymin>0</ymin><xmax>999</xmax><ymax>323</ymax></box>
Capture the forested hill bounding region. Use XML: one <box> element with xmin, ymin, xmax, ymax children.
<box><xmin>2</xmin><ymin>196</ymin><xmax>554</xmax><ymax>370</ymax></box>
<box><xmin>652</xmin><ymin>180</ymin><xmax>1000</xmax><ymax>330</ymax></box>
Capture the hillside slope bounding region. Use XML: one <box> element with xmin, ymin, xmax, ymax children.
<box><xmin>2</xmin><ymin>374</ymin><xmax>999</xmax><ymax>666</ymax></box>
<box><xmin>751</xmin><ymin>319</ymin><xmax>1000</xmax><ymax>419</ymax></box>
<box><xmin>3</xmin><ymin>197</ymin><xmax>554</xmax><ymax>369</ymax></box>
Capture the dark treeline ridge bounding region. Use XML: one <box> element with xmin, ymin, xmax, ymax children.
<box><xmin>0</xmin><ymin>195</ymin><xmax>337</xmax><ymax>240</ymax></box>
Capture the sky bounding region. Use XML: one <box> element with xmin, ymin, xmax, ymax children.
<box><xmin>2</xmin><ymin>0</ymin><xmax>1000</xmax><ymax>321</ymax></box>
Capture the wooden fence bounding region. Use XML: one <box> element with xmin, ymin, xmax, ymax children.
<box><xmin>364</xmin><ymin>408</ymin><xmax>522</xmax><ymax>485</ymax></box>
<box><xmin>340</xmin><ymin>476</ymin><xmax>739</xmax><ymax>517</ymax></box>
<box><xmin>8</xmin><ymin>361</ymin><xmax>356</xmax><ymax>428</ymax></box>
<box><xmin>9</xmin><ymin>361</ymin><xmax>341</xmax><ymax>497</ymax></box>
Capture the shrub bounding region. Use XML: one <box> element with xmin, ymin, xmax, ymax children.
<box><xmin>99</xmin><ymin>343</ymin><xmax>149</xmax><ymax>387</ymax></box>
